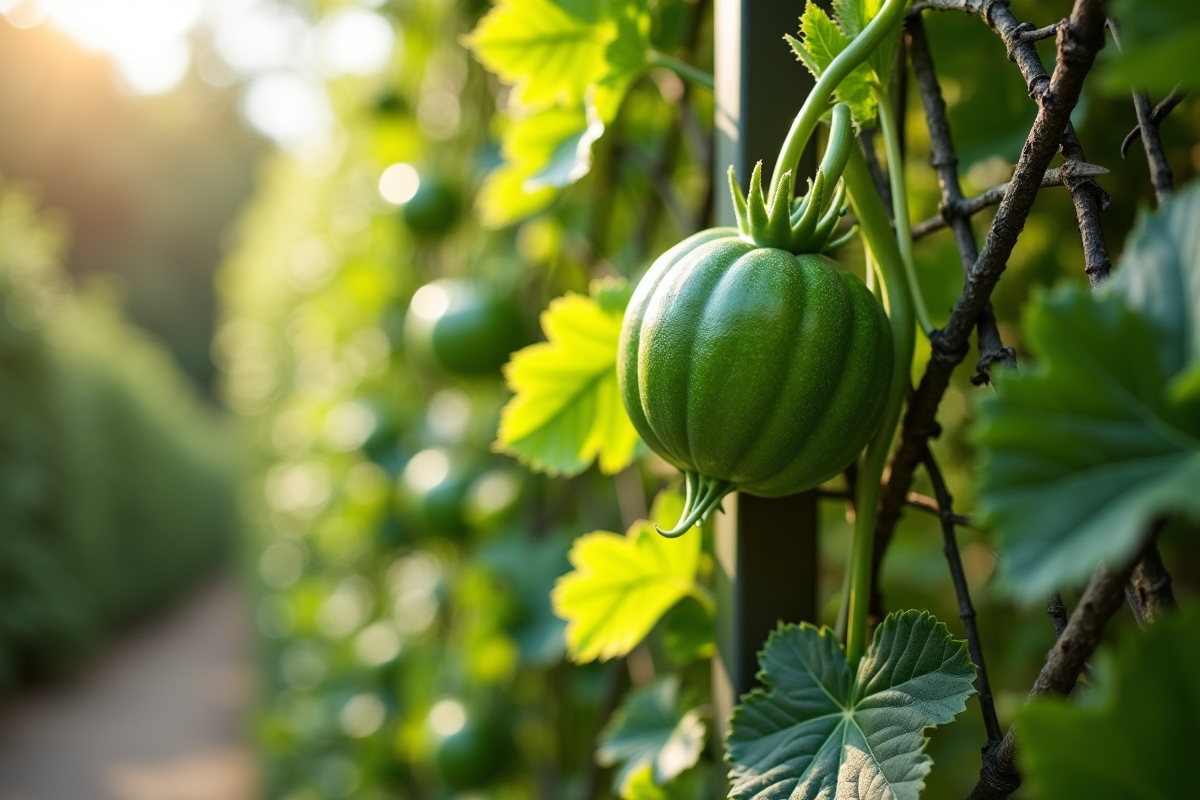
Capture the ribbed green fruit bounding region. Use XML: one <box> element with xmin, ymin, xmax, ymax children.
<box><xmin>618</xmin><ymin>228</ymin><xmax>893</xmax><ymax>531</ymax></box>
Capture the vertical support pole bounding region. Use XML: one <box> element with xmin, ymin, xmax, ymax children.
<box><xmin>711</xmin><ymin>0</ymin><xmax>821</xmax><ymax>751</ymax></box>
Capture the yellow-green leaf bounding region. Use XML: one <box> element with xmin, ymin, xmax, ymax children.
<box><xmin>477</xmin><ymin>106</ymin><xmax>602</xmax><ymax>227</ymax></box>
<box><xmin>477</xmin><ymin>162</ymin><xmax>558</xmax><ymax>229</ymax></box>
<box><xmin>591</xmin><ymin>0</ymin><xmax>651</xmax><ymax>123</ymax></box>
<box><xmin>465</xmin><ymin>0</ymin><xmax>615</xmax><ymax>108</ymax></box>
<box><xmin>496</xmin><ymin>281</ymin><xmax>639</xmax><ymax>476</ymax></box>
<box><xmin>552</xmin><ymin>491</ymin><xmax>708</xmax><ymax>663</ymax></box>
<box><xmin>622</xmin><ymin>765</ymin><xmax>669</xmax><ymax>800</ymax></box>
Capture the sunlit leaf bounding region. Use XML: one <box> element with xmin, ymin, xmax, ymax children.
<box><xmin>832</xmin><ymin>0</ymin><xmax>902</xmax><ymax>83</ymax></box>
<box><xmin>496</xmin><ymin>279</ymin><xmax>640</xmax><ymax>476</ymax></box>
<box><xmin>591</xmin><ymin>0</ymin><xmax>651</xmax><ymax>123</ymax></box>
<box><xmin>977</xmin><ymin>189</ymin><xmax>1200</xmax><ymax>602</ymax></box>
<box><xmin>1019</xmin><ymin>606</ymin><xmax>1200</xmax><ymax>799</ymax></box>
<box><xmin>597</xmin><ymin>676</ymin><xmax>706</xmax><ymax>791</ymax></box>
<box><xmin>465</xmin><ymin>0</ymin><xmax>615</xmax><ymax>107</ymax></box>
<box><xmin>787</xmin><ymin>3</ymin><xmax>877</xmax><ymax>126</ymax></box>
<box><xmin>551</xmin><ymin>490</ymin><xmax>708</xmax><ymax>662</ymax></box>
<box><xmin>728</xmin><ymin>611</ymin><xmax>975</xmax><ymax>800</ymax></box>
<box><xmin>622</xmin><ymin>766</ymin><xmax>671</xmax><ymax>800</ymax></box>
<box><xmin>477</xmin><ymin>162</ymin><xmax>558</xmax><ymax>229</ymax></box>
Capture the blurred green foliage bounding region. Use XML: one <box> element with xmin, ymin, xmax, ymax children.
<box><xmin>0</xmin><ymin>181</ymin><xmax>237</xmax><ymax>690</ymax></box>
<box><xmin>213</xmin><ymin>0</ymin><xmax>1200</xmax><ymax>798</ymax></box>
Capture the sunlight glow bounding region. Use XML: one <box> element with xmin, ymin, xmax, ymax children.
<box><xmin>38</xmin><ymin>0</ymin><xmax>203</xmax><ymax>95</ymax></box>
<box><xmin>317</xmin><ymin>8</ymin><xmax>395</xmax><ymax>76</ymax></box>
<box><xmin>408</xmin><ymin>282</ymin><xmax>451</xmax><ymax>321</ymax></box>
<box><xmin>404</xmin><ymin>448</ymin><xmax>451</xmax><ymax>493</ymax></box>
<box><xmin>379</xmin><ymin>163</ymin><xmax>421</xmax><ymax>205</ymax></box>
<box><xmin>428</xmin><ymin>699</ymin><xmax>466</xmax><ymax>737</ymax></box>
<box><xmin>241</xmin><ymin>71</ymin><xmax>331</xmax><ymax>147</ymax></box>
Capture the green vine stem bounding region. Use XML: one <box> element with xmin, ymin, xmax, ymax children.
<box><xmin>875</xmin><ymin>90</ymin><xmax>935</xmax><ymax>336</ymax></box>
<box><xmin>840</xmin><ymin>143</ymin><xmax>916</xmax><ymax>668</ymax></box>
<box><xmin>768</xmin><ymin>0</ymin><xmax>910</xmax><ymax>201</ymax></box>
<box><xmin>647</xmin><ymin>51</ymin><xmax>715</xmax><ymax>91</ymax></box>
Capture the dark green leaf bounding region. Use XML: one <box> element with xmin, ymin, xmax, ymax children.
<box><xmin>1107</xmin><ymin>183</ymin><xmax>1200</xmax><ymax>401</ymax></box>
<box><xmin>662</xmin><ymin>598</ymin><xmax>715</xmax><ymax>665</ymax></box>
<box><xmin>728</xmin><ymin>611</ymin><xmax>975</xmax><ymax>800</ymax></box>
<box><xmin>977</xmin><ymin>189</ymin><xmax>1200</xmax><ymax>601</ymax></box>
<box><xmin>1019</xmin><ymin>606</ymin><xmax>1200</xmax><ymax>799</ymax></box>
<box><xmin>597</xmin><ymin>676</ymin><xmax>707</xmax><ymax>791</ymax></box>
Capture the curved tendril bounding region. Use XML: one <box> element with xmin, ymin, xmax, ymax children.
<box><xmin>656</xmin><ymin>475</ymin><xmax>733</xmax><ymax>538</ymax></box>
<box><xmin>682</xmin><ymin>471</ymin><xmax>698</xmax><ymax>517</ymax></box>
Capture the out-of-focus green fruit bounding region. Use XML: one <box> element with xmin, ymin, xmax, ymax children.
<box><xmin>404</xmin><ymin>279</ymin><xmax>524</xmax><ymax>376</ymax></box>
<box><xmin>399</xmin><ymin>448</ymin><xmax>472</xmax><ymax>537</ymax></box>
<box><xmin>400</xmin><ymin>178</ymin><xmax>460</xmax><ymax>238</ymax></box>
<box><xmin>426</xmin><ymin>699</ymin><xmax>506</xmax><ymax>789</ymax></box>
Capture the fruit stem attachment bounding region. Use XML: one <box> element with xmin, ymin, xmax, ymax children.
<box><xmin>647</xmin><ymin>51</ymin><xmax>715</xmax><ymax>91</ymax></box>
<box><xmin>768</xmin><ymin>0</ymin><xmax>910</xmax><ymax>201</ymax></box>
<box><xmin>875</xmin><ymin>89</ymin><xmax>935</xmax><ymax>336</ymax></box>
<box><xmin>839</xmin><ymin>143</ymin><xmax>916</xmax><ymax>668</ymax></box>
<box><xmin>657</xmin><ymin>473</ymin><xmax>732</xmax><ymax>538</ymax></box>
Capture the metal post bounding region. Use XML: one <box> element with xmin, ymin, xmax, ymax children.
<box><xmin>711</xmin><ymin>0</ymin><xmax>821</xmax><ymax>748</ymax></box>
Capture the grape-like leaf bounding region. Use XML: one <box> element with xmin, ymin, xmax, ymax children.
<box><xmin>468</xmin><ymin>0</ymin><xmax>653</xmax><ymax>222</ymax></box>
<box><xmin>476</xmin><ymin>162</ymin><xmax>558</xmax><ymax>229</ymax></box>
<box><xmin>1018</xmin><ymin>606</ymin><xmax>1200</xmax><ymax>799</ymax></box>
<box><xmin>787</xmin><ymin>2</ymin><xmax>881</xmax><ymax>126</ymax></box>
<box><xmin>477</xmin><ymin>106</ymin><xmax>598</xmax><ymax>227</ymax></box>
<box><xmin>597</xmin><ymin>676</ymin><xmax>706</xmax><ymax>791</ymax></box>
<box><xmin>591</xmin><ymin>0</ymin><xmax>651</xmax><ymax>123</ymax></box>
<box><xmin>466</xmin><ymin>0</ymin><xmax>615</xmax><ymax>107</ymax></box>
<box><xmin>1107</xmin><ymin>183</ymin><xmax>1200</xmax><ymax>401</ymax></box>
<box><xmin>496</xmin><ymin>279</ymin><xmax>640</xmax><ymax>476</ymax></box>
<box><xmin>552</xmin><ymin>490</ymin><xmax>707</xmax><ymax>662</ymax></box>
<box><xmin>728</xmin><ymin>611</ymin><xmax>975</xmax><ymax>800</ymax></box>
<box><xmin>976</xmin><ymin>189</ymin><xmax>1200</xmax><ymax>602</ymax></box>
<box><xmin>832</xmin><ymin>0</ymin><xmax>902</xmax><ymax>85</ymax></box>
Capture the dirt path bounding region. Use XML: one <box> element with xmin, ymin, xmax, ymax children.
<box><xmin>0</xmin><ymin>575</ymin><xmax>257</xmax><ymax>800</ymax></box>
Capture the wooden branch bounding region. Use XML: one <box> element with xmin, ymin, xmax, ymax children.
<box><xmin>874</xmin><ymin>0</ymin><xmax>1110</xmax><ymax>624</ymax></box>
<box><xmin>1046</xmin><ymin>593</ymin><xmax>1068</xmax><ymax>638</ymax></box>
<box><xmin>1060</xmin><ymin>124</ymin><xmax>1113</xmax><ymax>286</ymax></box>
<box><xmin>1126</xmin><ymin>526</ymin><xmax>1177</xmax><ymax>626</ymax></box>
<box><xmin>910</xmin><ymin>163</ymin><xmax>1109</xmax><ymax>240</ymax></box>
<box><xmin>907</xmin><ymin>15</ymin><xmax>1016</xmax><ymax>394</ymax></box>
<box><xmin>1108</xmin><ymin>20</ymin><xmax>1177</xmax><ymax>203</ymax></box>
<box><xmin>1020</xmin><ymin>22</ymin><xmax>1059</xmax><ymax>42</ymax></box>
<box><xmin>922</xmin><ymin>447</ymin><xmax>1002</xmax><ymax>746</ymax></box>
<box><xmin>1121</xmin><ymin>89</ymin><xmax>1184</xmax><ymax>160</ymax></box>
<box><xmin>967</xmin><ymin>560</ymin><xmax>1135</xmax><ymax>800</ymax></box>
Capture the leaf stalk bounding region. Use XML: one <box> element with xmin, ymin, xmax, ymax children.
<box><xmin>840</xmin><ymin>144</ymin><xmax>916</xmax><ymax>668</ymax></box>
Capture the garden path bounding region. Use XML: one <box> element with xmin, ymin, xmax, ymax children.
<box><xmin>0</xmin><ymin>575</ymin><xmax>256</xmax><ymax>800</ymax></box>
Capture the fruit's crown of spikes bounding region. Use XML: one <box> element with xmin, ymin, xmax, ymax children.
<box><xmin>729</xmin><ymin>163</ymin><xmax>855</xmax><ymax>255</ymax></box>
